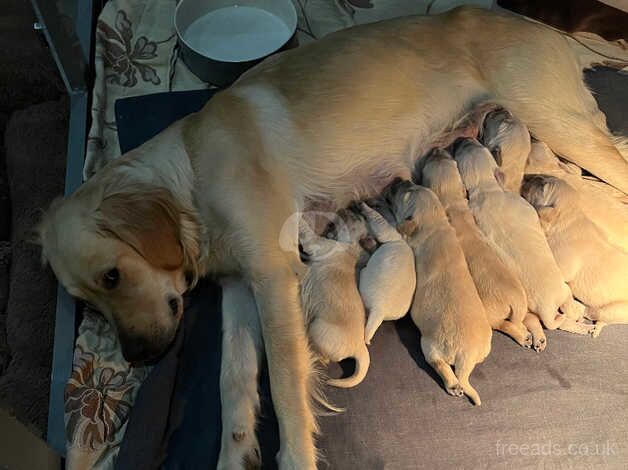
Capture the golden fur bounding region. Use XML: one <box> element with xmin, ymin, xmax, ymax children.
<box><xmin>37</xmin><ymin>7</ymin><xmax>628</xmax><ymax>468</ymax></box>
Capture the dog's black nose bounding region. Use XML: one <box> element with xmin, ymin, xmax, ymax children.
<box><xmin>168</xmin><ymin>295</ymin><xmax>181</xmax><ymax>317</ymax></box>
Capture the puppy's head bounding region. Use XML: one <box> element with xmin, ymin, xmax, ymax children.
<box><xmin>453</xmin><ymin>138</ymin><xmax>505</xmax><ymax>192</ymax></box>
<box><xmin>384</xmin><ymin>180</ymin><xmax>442</xmax><ymax>236</ymax></box>
<box><xmin>520</xmin><ymin>174</ymin><xmax>577</xmax><ymax>227</ymax></box>
<box><xmin>325</xmin><ymin>206</ymin><xmax>368</xmax><ymax>244</ymax></box>
<box><xmin>479</xmin><ymin>108</ymin><xmax>530</xmax><ymax>192</ymax></box>
<box><xmin>37</xmin><ymin>183</ymin><xmax>201</xmax><ymax>363</ymax></box>
<box><xmin>421</xmin><ymin>148</ymin><xmax>467</xmax><ymax>203</ymax></box>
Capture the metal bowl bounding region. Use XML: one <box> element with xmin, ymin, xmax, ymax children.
<box><xmin>175</xmin><ymin>0</ymin><xmax>298</xmax><ymax>87</ymax></box>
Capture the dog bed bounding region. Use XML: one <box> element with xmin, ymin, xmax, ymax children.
<box><xmin>62</xmin><ymin>0</ymin><xmax>628</xmax><ymax>468</ymax></box>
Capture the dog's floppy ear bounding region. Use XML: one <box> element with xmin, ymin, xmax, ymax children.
<box><xmin>96</xmin><ymin>186</ymin><xmax>200</xmax><ymax>281</ymax></box>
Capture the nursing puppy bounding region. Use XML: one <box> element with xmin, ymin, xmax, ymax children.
<box><xmin>453</xmin><ymin>139</ymin><xmax>594</xmax><ymax>346</ymax></box>
<box><xmin>421</xmin><ymin>149</ymin><xmax>531</xmax><ymax>348</ymax></box>
<box><xmin>387</xmin><ymin>181</ymin><xmax>492</xmax><ymax>405</ymax></box>
<box><xmin>526</xmin><ymin>141</ymin><xmax>628</xmax><ymax>252</ymax></box>
<box><xmin>479</xmin><ymin>107</ymin><xmax>531</xmax><ymax>192</ymax></box>
<box><xmin>357</xmin><ymin>202</ymin><xmax>416</xmax><ymax>344</ymax></box>
<box><xmin>521</xmin><ymin>175</ymin><xmax>628</xmax><ymax>337</ymax></box>
<box><xmin>299</xmin><ymin>218</ymin><xmax>370</xmax><ymax>388</ymax></box>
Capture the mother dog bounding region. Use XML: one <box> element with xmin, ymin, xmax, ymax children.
<box><xmin>37</xmin><ymin>7</ymin><xmax>628</xmax><ymax>469</ymax></box>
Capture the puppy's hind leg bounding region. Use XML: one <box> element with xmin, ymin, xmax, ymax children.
<box><xmin>586</xmin><ymin>301</ymin><xmax>628</xmax><ymax>337</ymax></box>
<box><xmin>454</xmin><ymin>354</ymin><xmax>482</xmax><ymax>406</ymax></box>
<box><xmin>524</xmin><ymin>313</ymin><xmax>546</xmax><ymax>352</ymax></box>
<box><xmin>494</xmin><ymin>319</ymin><xmax>533</xmax><ymax>348</ymax></box>
<box><xmin>559</xmin><ymin>298</ymin><xmax>595</xmax><ymax>335</ymax></box>
<box><xmin>420</xmin><ymin>337</ymin><xmax>463</xmax><ymax>399</ymax></box>
<box><xmin>218</xmin><ymin>278</ymin><xmax>264</xmax><ymax>470</ymax></box>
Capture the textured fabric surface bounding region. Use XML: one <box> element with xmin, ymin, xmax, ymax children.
<box><xmin>0</xmin><ymin>1</ymin><xmax>64</xmax><ymax>114</ymax></box>
<box><xmin>318</xmin><ymin>317</ymin><xmax>628</xmax><ymax>469</ymax></box>
<box><xmin>1</xmin><ymin>99</ymin><xmax>68</xmax><ymax>437</ymax></box>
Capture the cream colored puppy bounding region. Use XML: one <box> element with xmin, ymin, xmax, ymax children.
<box><xmin>453</xmin><ymin>139</ymin><xmax>594</xmax><ymax>348</ymax></box>
<box><xmin>387</xmin><ymin>181</ymin><xmax>492</xmax><ymax>405</ymax></box>
<box><xmin>526</xmin><ymin>141</ymin><xmax>628</xmax><ymax>252</ymax></box>
<box><xmin>479</xmin><ymin>107</ymin><xmax>531</xmax><ymax>192</ymax></box>
<box><xmin>357</xmin><ymin>201</ymin><xmax>416</xmax><ymax>344</ymax></box>
<box><xmin>421</xmin><ymin>149</ymin><xmax>532</xmax><ymax>349</ymax></box>
<box><xmin>299</xmin><ymin>219</ymin><xmax>370</xmax><ymax>388</ymax></box>
<box><xmin>521</xmin><ymin>175</ymin><xmax>628</xmax><ymax>337</ymax></box>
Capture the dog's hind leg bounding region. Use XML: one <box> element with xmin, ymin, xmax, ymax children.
<box><xmin>218</xmin><ymin>277</ymin><xmax>264</xmax><ymax>470</ymax></box>
<box><xmin>538</xmin><ymin>116</ymin><xmax>628</xmax><ymax>195</ymax></box>
<box><xmin>420</xmin><ymin>337</ymin><xmax>463</xmax><ymax>398</ymax></box>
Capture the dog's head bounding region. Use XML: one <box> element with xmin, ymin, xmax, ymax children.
<box><xmin>36</xmin><ymin>182</ymin><xmax>201</xmax><ymax>363</ymax></box>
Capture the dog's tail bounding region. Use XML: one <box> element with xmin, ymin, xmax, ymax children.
<box><xmin>327</xmin><ymin>344</ymin><xmax>370</xmax><ymax>389</ymax></box>
<box><xmin>454</xmin><ymin>354</ymin><xmax>481</xmax><ymax>406</ymax></box>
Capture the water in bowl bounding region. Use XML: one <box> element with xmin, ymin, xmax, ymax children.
<box><xmin>183</xmin><ymin>5</ymin><xmax>292</xmax><ymax>63</ymax></box>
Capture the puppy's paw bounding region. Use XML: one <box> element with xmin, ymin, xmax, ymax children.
<box><xmin>584</xmin><ymin>306</ymin><xmax>600</xmax><ymax>322</ymax></box>
<box><xmin>591</xmin><ymin>322</ymin><xmax>605</xmax><ymax>338</ymax></box>
<box><xmin>522</xmin><ymin>332</ymin><xmax>533</xmax><ymax>349</ymax></box>
<box><xmin>533</xmin><ymin>337</ymin><xmax>546</xmax><ymax>353</ymax></box>
<box><xmin>446</xmin><ymin>383</ymin><xmax>465</xmax><ymax>398</ymax></box>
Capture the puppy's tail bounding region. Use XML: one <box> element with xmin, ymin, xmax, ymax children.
<box><xmin>454</xmin><ymin>354</ymin><xmax>481</xmax><ymax>406</ymax></box>
<box><xmin>327</xmin><ymin>344</ymin><xmax>370</xmax><ymax>389</ymax></box>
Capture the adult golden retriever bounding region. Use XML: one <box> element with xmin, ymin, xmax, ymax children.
<box><xmin>37</xmin><ymin>7</ymin><xmax>628</xmax><ymax>469</ymax></box>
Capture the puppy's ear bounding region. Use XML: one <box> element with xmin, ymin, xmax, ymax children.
<box><xmin>494</xmin><ymin>168</ymin><xmax>506</xmax><ymax>189</ymax></box>
<box><xmin>359</xmin><ymin>236</ymin><xmax>378</xmax><ymax>254</ymax></box>
<box><xmin>97</xmin><ymin>187</ymin><xmax>200</xmax><ymax>278</ymax></box>
<box><xmin>491</xmin><ymin>146</ymin><xmax>503</xmax><ymax>166</ymax></box>
<box><xmin>536</xmin><ymin>206</ymin><xmax>557</xmax><ymax>226</ymax></box>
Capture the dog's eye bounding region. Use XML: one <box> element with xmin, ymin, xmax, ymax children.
<box><xmin>103</xmin><ymin>268</ymin><xmax>120</xmax><ymax>290</ymax></box>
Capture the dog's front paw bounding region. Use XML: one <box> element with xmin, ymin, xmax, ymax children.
<box><xmin>446</xmin><ymin>383</ymin><xmax>465</xmax><ymax>398</ymax></box>
<box><xmin>276</xmin><ymin>447</ymin><xmax>317</xmax><ymax>470</ymax></box>
<box><xmin>217</xmin><ymin>428</ymin><xmax>261</xmax><ymax>470</ymax></box>
<box><xmin>522</xmin><ymin>332</ymin><xmax>533</xmax><ymax>349</ymax></box>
